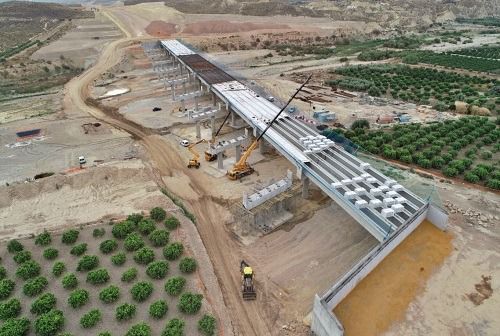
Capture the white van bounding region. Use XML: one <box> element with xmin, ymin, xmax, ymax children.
<box><xmin>180</xmin><ymin>139</ymin><xmax>190</xmax><ymax>147</ymax></box>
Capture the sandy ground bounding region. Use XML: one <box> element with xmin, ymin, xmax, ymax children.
<box><xmin>0</xmin><ymin>92</ymin><xmax>62</xmax><ymax>124</ymax></box>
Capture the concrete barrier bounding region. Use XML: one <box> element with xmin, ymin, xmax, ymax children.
<box><xmin>311</xmin><ymin>295</ymin><xmax>344</xmax><ymax>336</ymax></box>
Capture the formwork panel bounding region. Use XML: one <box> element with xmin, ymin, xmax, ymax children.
<box><xmin>178</xmin><ymin>54</ymin><xmax>234</xmax><ymax>84</ymax></box>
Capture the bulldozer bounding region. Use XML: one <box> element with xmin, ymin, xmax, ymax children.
<box><xmin>187</xmin><ymin>139</ymin><xmax>209</xmax><ymax>169</ymax></box>
<box><xmin>240</xmin><ymin>260</ymin><xmax>256</xmax><ymax>300</ymax></box>
<box><xmin>227</xmin><ymin>74</ymin><xmax>312</xmax><ymax>180</ymax></box>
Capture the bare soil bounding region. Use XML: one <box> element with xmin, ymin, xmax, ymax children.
<box><xmin>145</xmin><ymin>21</ymin><xmax>178</xmax><ymax>37</ymax></box>
<box><xmin>182</xmin><ymin>20</ymin><xmax>289</xmax><ymax>35</ymax></box>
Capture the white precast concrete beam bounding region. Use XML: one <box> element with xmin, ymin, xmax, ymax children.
<box><xmin>242</xmin><ymin>170</ymin><xmax>293</xmax><ymax>210</ymax></box>
<box><xmin>206</xmin><ymin>129</ymin><xmax>249</xmax><ymax>155</ymax></box>
<box><xmin>187</xmin><ymin>108</ymin><xmax>220</xmax><ymax>121</ymax></box>
<box><xmin>173</xmin><ymin>90</ymin><xmax>203</xmax><ymax>102</ymax></box>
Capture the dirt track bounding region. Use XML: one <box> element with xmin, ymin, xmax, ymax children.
<box><xmin>64</xmin><ymin>8</ymin><xmax>273</xmax><ymax>336</ymax></box>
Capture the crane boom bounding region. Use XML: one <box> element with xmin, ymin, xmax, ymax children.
<box><xmin>227</xmin><ymin>74</ymin><xmax>312</xmax><ymax>180</ymax></box>
<box><xmin>187</xmin><ymin>139</ymin><xmax>208</xmax><ymax>168</ymax></box>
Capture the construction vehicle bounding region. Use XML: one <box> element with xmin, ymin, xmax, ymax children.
<box><xmin>227</xmin><ymin>74</ymin><xmax>312</xmax><ymax>180</ymax></box>
<box><xmin>204</xmin><ymin>110</ymin><xmax>233</xmax><ymax>162</ymax></box>
<box><xmin>240</xmin><ymin>260</ymin><xmax>256</xmax><ymax>300</ymax></box>
<box><xmin>187</xmin><ymin>139</ymin><xmax>209</xmax><ymax>169</ymax></box>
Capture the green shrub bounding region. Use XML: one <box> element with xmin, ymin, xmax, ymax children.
<box><xmin>178</xmin><ymin>292</ymin><xmax>203</xmax><ymax>314</ymax></box>
<box><xmin>99</xmin><ymin>240</ymin><xmax>118</xmax><ymax>254</ymax></box>
<box><xmin>134</xmin><ymin>247</ymin><xmax>155</xmax><ymax>265</ymax></box>
<box><xmin>124</xmin><ymin>233</ymin><xmax>145</xmax><ymax>252</ymax></box>
<box><xmin>125</xmin><ymin>323</ymin><xmax>151</xmax><ymax>336</ymax></box>
<box><xmin>86</xmin><ymin>268</ymin><xmax>110</xmax><ymax>285</ymax></box>
<box><xmin>35</xmin><ymin>231</ymin><xmax>52</xmax><ymax>246</ymax></box>
<box><xmin>116</xmin><ymin>303</ymin><xmax>136</xmax><ymax>321</ymax></box>
<box><xmin>0</xmin><ymin>317</ymin><xmax>30</xmax><ymax>336</ymax></box>
<box><xmin>99</xmin><ymin>285</ymin><xmax>120</xmax><ymax>304</ymax></box>
<box><xmin>61</xmin><ymin>273</ymin><xmax>78</xmax><ymax>290</ymax></box>
<box><xmin>130</xmin><ymin>281</ymin><xmax>153</xmax><ymax>302</ymax></box>
<box><xmin>111</xmin><ymin>253</ymin><xmax>126</xmax><ymax>266</ymax></box>
<box><xmin>165</xmin><ymin>276</ymin><xmax>186</xmax><ymax>296</ymax></box>
<box><xmin>58</xmin><ymin>333</ymin><xmax>73</xmax><ymax>336</ymax></box>
<box><xmin>0</xmin><ymin>266</ymin><xmax>6</xmax><ymax>280</ymax></box>
<box><xmin>137</xmin><ymin>219</ymin><xmax>155</xmax><ymax>235</ymax></box>
<box><xmin>7</xmin><ymin>239</ymin><xmax>24</xmax><ymax>253</ymax></box>
<box><xmin>76</xmin><ymin>255</ymin><xmax>99</xmax><ymax>272</ymax></box>
<box><xmin>112</xmin><ymin>220</ymin><xmax>135</xmax><ymax>239</ymax></box>
<box><xmin>0</xmin><ymin>279</ymin><xmax>15</xmax><ymax>300</ymax></box>
<box><xmin>150</xmin><ymin>207</ymin><xmax>166</xmax><ymax>222</ymax></box>
<box><xmin>121</xmin><ymin>268</ymin><xmax>138</xmax><ymax>283</ymax></box>
<box><xmin>164</xmin><ymin>216</ymin><xmax>180</xmax><ymax>230</ymax></box>
<box><xmin>127</xmin><ymin>213</ymin><xmax>144</xmax><ymax>224</ymax></box>
<box><xmin>52</xmin><ymin>262</ymin><xmax>66</xmax><ymax>277</ymax></box>
<box><xmin>31</xmin><ymin>293</ymin><xmax>57</xmax><ymax>315</ymax></box>
<box><xmin>148</xmin><ymin>230</ymin><xmax>169</xmax><ymax>247</ymax></box>
<box><xmin>70</xmin><ymin>243</ymin><xmax>87</xmax><ymax>256</ymax></box>
<box><xmin>149</xmin><ymin>300</ymin><xmax>168</xmax><ymax>319</ymax></box>
<box><xmin>80</xmin><ymin>309</ymin><xmax>101</xmax><ymax>329</ymax></box>
<box><xmin>162</xmin><ymin>318</ymin><xmax>184</xmax><ymax>336</ymax></box>
<box><xmin>34</xmin><ymin>310</ymin><xmax>64</xmax><ymax>336</ymax></box>
<box><xmin>92</xmin><ymin>228</ymin><xmax>106</xmax><ymax>238</ymax></box>
<box><xmin>163</xmin><ymin>243</ymin><xmax>183</xmax><ymax>261</ymax></box>
<box><xmin>146</xmin><ymin>261</ymin><xmax>169</xmax><ymax>280</ymax></box>
<box><xmin>198</xmin><ymin>314</ymin><xmax>216</xmax><ymax>336</ymax></box>
<box><xmin>61</xmin><ymin>229</ymin><xmax>79</xmax><ymax>245</ymax></box>
<box><xmin>68</xmin><ymin>289</ymin><xmax>89</xmax><ymax>308</ymax></box>
<box><xmin>179</xmin><ymin>258</ymin><xmax>197</xmax><ymax>274</ymax></box>
<box><xmin>0</xmin><ymin>298</ymin><xmax>21</xmax><ymax>320</ymax></box>
<box><xmin>23</xmin><ymin>276</ymin><xmax>48</xmax><ymax>297</ymax></box>
<box><xmin>13</xmin><ymin>251</ymin><xmax>32</xmax><ymax>264</ymax></box>
<box><xmin>16</xmin><ymin>260</ymin><xmax>41</xmax><ymax>280</ymax></box>
<box><xmin>43</xmin><ymin>248</ymin><xmax>58</xmax><ymax>260</ymax></box>
<box><xmin>98</xmin><ymin>332</ymin><xmax>111</xmax><ymax>336</ymax></box>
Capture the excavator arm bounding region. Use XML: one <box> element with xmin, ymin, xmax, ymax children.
<box><xmin>187</xmin><ymin>139</ymin><xmax>207</xmax><ymax>169</ymax></box>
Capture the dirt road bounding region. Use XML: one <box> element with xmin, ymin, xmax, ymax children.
<box><xmin>64</xmin><ymin>8</ymin><xmax>274</xmax><ymax>336</ymax></box>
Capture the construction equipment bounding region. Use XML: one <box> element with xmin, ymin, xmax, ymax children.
<box><xmin>240</xmin><ymin>260</ymin><xmax>256</xmax><ymax>300</ymax></box>
<box><xmin>227</xmin><ymin>74</ymin><xmax>312</xmax><ymax>180</ymax></box>
<box><xmin>204</xmin><ymin>110</ymin><xmax>233</xmax><ymax>162</ymax></box>
<box><xmin>187</xmin><ymin>139</ymin><xmax>208</xmax><ymax>169</ymax></box>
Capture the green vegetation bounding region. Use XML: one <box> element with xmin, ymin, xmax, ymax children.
<box><xmin>7</xmin><ymin>240</ymin><xmax>24</xmax><ymax>253</ymax></box>
<box><xmin>86</xmin><ymin>268</ymin><xmax>110</xmax><ymax>285</ymax></box>
<box><xmin>452</xmin><ymin>45</ymin><xmax>500</xmax><ymax>60</ymax></box>
<box><xmin>160</xmin><ymin>188</ymin><xmax>196</xmax><ymax>223</ymax></box>
<box><xmin>328</xmin><ymin>64</ymin><xmax>498</xmax><ymax>112</ymax></box>
<box><xmin>150</xmin><ymin>207</ymin><xmax>167</xmax><ymax>222</ymax></box>
<box><xmin>116</xmin><ymin>303</ymin><xmax>136</xmax><ymax>321</ymax></box>
<box><xmin>124</xmin><ymin>233</ymin><xmax>145</xmax><ymax>252</ymax></box>
<box><xmin>92</xmin><ymin>228</ymin><xmax>105</xmax><ymax>238</ymax></box>
<box><xmin>198</xmin><ymin>314</ymin><xmax>216</xmax><ymax>336</ymax></box>
<box><xmin>61</xmin><ymin>273</ymin><xmax>78</xmax><ymax>290</ymax></box>
<box><xmin>178</xmin><ymin>292</ymin><xmax>203</xmax><ymax>314</ymax></box>
<box><xmin>77</xmin><ymin>255</ymin><xmax>99</xmax><ymax>272</ymax></box>
<box><xmin>165</xmin><ymin>276</ymin><xmax>186</xmax><ymax>296</ymax></box>
<box><xmin>149</xmin><ymin>300</ymin><xmax>168</xmax><ymax>319</ymax></box>
<box><xmin>42</xmin><ymin>248</ymin><xmax>58</xmax><ymax>260</ymax></box>
<box><xmin>127</xmin><ymin>213</ymin><xmax>144</xmax><ymax>224</ymax></box>
<box><xmin>125</xmin><ymin>322</ymin><xmax>151</xmax><ymax>336</ymax></box>
<box><xmin>13</xmin><ymin>250</ymin><xmax>32</xmax><ymax>264</ymax></box>
<box><xmin>68</xmin><ymin>289</ymin><xmax>89</xmax><ymax>309</ymax></box>
<box><xmin>112</xmin><ymin>220</ymin><xmax>135</xmax><ymax>239</ymax></box>
<box><xmin>325</xmin><ymin>116</ymin><xmax>500</xmax><ymax>189</ymax></box>
<box><xmin>99</xmin><ymin>285</ymin><xmax>120</xmax><ymax>304</ymax></box>
<box><xmin>148</xmin><ymin>229</ymin><xmax>169</xmax><ymax>247</ymax></box>
<box><xmin>0</xmin><ymin>40</ymin><xmax>40</xmax><ymax>62</ymax></box>
<box><xmin>134</xmin><ymin>247</ymin><xmax>155</xmax><ymax>265</ymax></box>
<box><xmin>52</xmin><ymin>261</ymin><xmax>66</xmax><ymax>277</ymax></box>
<box><xmin>179</xmin><ymin>257</ymin><xmax>197</xmax><ymax>274</ymax></box>
<box><xmin>0</xmin><ymin>266</ymin><xmax>6</xmax><ymax>280</ymax></box>
<box><xmin>34</xmin><ymin>310</ymin><xmax>64</xmax><ymax>336</ymax></box>
<box><xmin>0</xmin><ymin>279</ymin><xmax>15</xmax><ymax>300</ymax></box>
<box><xmin>164</xmin><ymin>216</ymin><xmax>180</xmax><ymax>230</ymax></box>
<box><xmin>0</xmin><ymin>298</ymin><xmax>21</xmax><ymax>320</ymax></box>
<box><xmin>35</xmin><ymin>231</ymin><xmax>52</xmax><ymax>246</ymax></box>
<box><xmin>130</xmin><ymin>281</ymin><xmax>154</xmax><ymax>302</ymax></box>
<box><xmin>401</xmin><ymin>50</ymin><xmax>500</xmax><ymax>73</ymax></box>
<box><xmin>16</xmin><ymin>260</ymin><xmax>41</xmax><ymax>280</ymax></box>
<box><xmin>456</xmin><ymin>17</ymin><xmax>500</xmax><ymax>27</ymax></box>
<box><xmin>61</xmin><ymin>229</ymin><xmax>79</xmax><ymax>245</ymax></box>
<box><xmin>70</xmin><ymin>243</ymin><xmax>87</xmax><ymax>256</ymax></box>
<box><xmin>23</xmin><ymin>276</ymin><xmax>48</xmax><ymax>297</ymax></box>
<box><xmin>30</xmin><ymin>293</ymin><xmax>56</xmax><ymax>315</ymax></box>
<box><xmin>111</xmin><ymin>253</ymin><xmax>127</xmax><ymax>266</ymax></box>
<box><xmin>80</xmin><ymin>309</ymin><xmax>101</xmax><ymax>329</ymax></box>
<box><xmin>0</xmin><ymin>317</ymin><xmax>30</xmax><ymax>336</ymax></box>
<box><xmin>162</xmin><ymin>318</ymin><xmax>184</xmax><ymax>336</ymax></box>
<box><xmin>163</xmin><ymin>242</ymin><xmax>184</xmax><ymax>261</ymax></box>
<box><xmin>121</xmin><ymin>268</ymin><xmax>138</xmax><ymax>283</ymax></box>
<box><xmin>146</xmin><ymin>261</ymin><xmax>169</xmax><ymax>280</ymax></box>
<box><xmin>100</xmin><ymin>239</ymin><xmax>118</xmax><ymax>254</ymax></box>
<box><xmin>137</xmin><ymin>219</ymin><xmax>156</xmax><ymax>235</ymax></box>
<box><xmin>358</xmin><ymin>49</ymin><xmax>396</xmax><ymax>61</ymax></box>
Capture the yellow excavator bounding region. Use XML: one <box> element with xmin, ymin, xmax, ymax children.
<box><xmin>240</xmin><ymin>260</ymin><xmax>256</xmax><ymax>300</ymax></box>
<box><xmin>227</xmin><ymin>74</ymin><xmax>312</xmax><ymax>180</ymax></box>
<box><xmin>187</xmin><ymin>139</ymin><xmax>209</xmax><ymax>169</ymax></box>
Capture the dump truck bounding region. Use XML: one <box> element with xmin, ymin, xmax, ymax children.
<box><xmin>240</xmin><ymin>260</ymin><xmax>256</xmax><ymax>300</ymax></box>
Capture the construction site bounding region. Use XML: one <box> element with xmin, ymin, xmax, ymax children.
<box><xmin>1</xmin><ymin>2</ymin><xmax>499</xmax><ymax>336</ymax></box>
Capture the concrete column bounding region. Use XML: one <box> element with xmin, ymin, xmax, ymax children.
<box><xmin>217</xmin><ymin>153</ymin><xmax>224</xmax><ymax>169</ymax></box>
<box><xmin>302</xmin><ymin>176</ymin><xmax>310</xmax><ymax>199</ymax></box>
<box><xmin>230</xmin><ymin>112</ymin><xmax>236</xmax><ymax>127</ymax></box>
<box><xmin>259</xmin><ymin>138</ymin><xmax>266</xmax><ymax>154</ymax></box>
<box><xmin>180</xmin><ymin>99</ymin><xmax>185</xmax><ymax>112</ymax></box>
<box><xmin>235</xmin><ymin>145</ymin><xmax>241</xmax><ymax>161</ymax></box>
<box><xmin>196</xmin><ymin>122</ymin><xmax>201</xmax><ymax>139</ymax></box>
<box><xmin>194</xmin><ymin>96</ymin><xmax>199</xmax><ymax>111</ymax></box>
<box><xmin>183</xmin><ymin>82</ymin><xmax>187</xmax><ymax>94</ymax></box>
<box><xmin>211</xmin><ymin>116</ymin><xmax>215</xmax><ymax>134</ymax></box>
<box><xmin>171</xmin><ymin>84</ymin><xmax>175</xmax><ymax>100</ymax></box>
<box><xmin>212</xmin><ymin>93</ymin><xmax>217</xmax><ymax>106</ymax></box>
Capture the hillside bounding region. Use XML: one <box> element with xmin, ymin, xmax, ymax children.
<box><xmin>0</xmin><ymin>1</ymin><xmax>93</xmax><ymax>52</ymax></box>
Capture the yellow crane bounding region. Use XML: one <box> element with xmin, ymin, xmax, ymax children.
<box><xmin>187</xmin><ymin>139</ymin><xmax>209</xmax><ymax>169</ymax></box>
<box><xmin>204</xmin><ymin>110</ymin><xmax>233</xmax><ymax>162</ymax></box>
<box><xmin>227</xmin><ymin>74</ymin><xmax>312</xmax><ymax>180</ymax></box>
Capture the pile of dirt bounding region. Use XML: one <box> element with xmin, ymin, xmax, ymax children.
<box><xmin>145</xmin><ymin>20</ymin><xmax>177</xmax><ymax>37</ymax></box>
<box><xmin>466</xmin><ymin>275</ymin><xmax>493</xmax><ymax>305</ymax></box>
<box><xmin>182</xmin><ymin>20</ymin><xmax>289</xmax><ymax>35</ymax></box>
